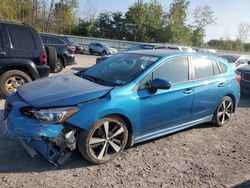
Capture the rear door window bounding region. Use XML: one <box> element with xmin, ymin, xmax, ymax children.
<box><xmin>193</xmin><ymin>57</ymin><xmax>214</xmax><ymax>79</ymax></box>
<box><xmin>8</xmin><ymin>25</ymin><xmax>36</xmax><ymax>50</ymax></box>
<box><xmin>218</xmin><ymin>62</ymin><xmax>227</xmax><ymax>73</ymax></box>
<box><xmin>50</xmin><ymin>36</ymin><xmax>65</xmax><ymax>44</ymax></box>
<box><xmin>41</xmin><ymin>35</ymin><xmax>49</xmax><ymax>44</ymax></box>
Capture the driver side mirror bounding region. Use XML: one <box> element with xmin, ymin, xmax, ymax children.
<box><xmin>147</xmin><ymin>78</ymin><xmax>171</xmax><ymax>94</ymax></box>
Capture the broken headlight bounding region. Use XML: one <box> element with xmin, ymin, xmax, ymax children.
<box><xmin>23</xmin><ymin>107</ymin><xmax>79</xmax><ymax>124</ymax></box>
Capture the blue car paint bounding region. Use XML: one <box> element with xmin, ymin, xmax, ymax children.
<box><xmin>6</xmin><ymin>93</ymin><xmax>64</xmax><ymax>138</ymax></box>
<box><xmin>17</xmin><ymin>74</ymin><xmax>112</xmax><ymax>107</ymax></box>
<box><xmin>5</xmin><ymin>51</ymin><xmax>240</xmax><ymax>157</ymax></box>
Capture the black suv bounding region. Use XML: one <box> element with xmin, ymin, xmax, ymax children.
<box><xmin>236</xmin><ymin>62</ymin><xmax>250</xmax><ymax>95</ymax></box>
<box><xmin>0</xmin><ymin>20</ymin><xmax>50</xmax><ymax>98</ymax></box>
<box><xmin>40</xmin><ymin>33</ymin><xmax>76</xmax><ymax>73</ymax></box>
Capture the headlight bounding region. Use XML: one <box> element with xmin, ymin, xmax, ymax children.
<box><xmin>24</xmin><ymin>106</ymin><xmax>79</xmax><ymax>124</ymax></box>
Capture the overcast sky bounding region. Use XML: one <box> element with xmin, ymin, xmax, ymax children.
<box><xmin>79</xmin><ymin>0</ymin><xmax>250</xmax><ymax>42</ymax></box>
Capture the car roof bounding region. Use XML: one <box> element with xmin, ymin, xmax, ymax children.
<box><xmin>123</xmin><ymin>49</ymin><xmax>226</xmax><ymax>62</ymax></box>
<box><xmin>124</xmin><ymin>49</ymin><xmax>193</xmax><ymax>57</ymax></box>
<box><xmin>0</xmin><ymin>20</ymin><xmax>24</xmax><ymax>25</ymax></box>
<box><xmin>39</xmin><ymin>32</ymin><xmax>59</xmax><ymax>36</ymax></box>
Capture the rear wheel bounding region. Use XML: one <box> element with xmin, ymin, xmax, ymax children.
<box><xmin>54</xmin><ymin>57</ymin><xmax>64</xmax><ymax>73</ymax></box>
<box><xmin>0</xmin><ymin>70</ymin><xmax>32</xmax><ymax>98</ymax></box>
<box><xmin>212</xmin><ymin>96</ymin><xmax>234</xmax><ymax>127</ymax></box>
<box><xmin>77</xmin><ymin>117</ymin><xmax>128</xmax><ymax>164</ymax></box>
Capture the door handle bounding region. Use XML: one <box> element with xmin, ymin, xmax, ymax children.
<box><xmin>0</xmin><ymin>52</ymin><xmax>6</xmax><ymax>56</ymax></box>
<box><xmin>218</xmin><ymin>82</ymin><xmax>225</xmax><ymax>87</ymax></box>
<box><xmin>183</xmin><ymin>89</ymin><xmax>193</xmax><ymax>95</ymax></box>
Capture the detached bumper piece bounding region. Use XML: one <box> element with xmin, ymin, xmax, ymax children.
<box><xmin>19</xmin><ymin>129</ymin><xmax>76</xmax><ymax>166</ymax></box>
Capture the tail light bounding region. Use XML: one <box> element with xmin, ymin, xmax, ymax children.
<box><xmin>235</xmin><ymin>75</ymin><xmax>241</xmax><ymax>83</ymax></box>
<box><xmin>67</xmin><ymin>45</ymin><xmax>76</xmax><ymax>52</ymax></box>
<box><xmin>40</xmin><ymin>51</ymin><xmax>47</xmax><ymax>65</ymax></box>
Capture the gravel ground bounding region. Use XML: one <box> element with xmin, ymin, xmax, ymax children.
<box><xmin>0</xmin><ymin>54</ymin><xmax>249</xmax><ymax>188</ymax></box>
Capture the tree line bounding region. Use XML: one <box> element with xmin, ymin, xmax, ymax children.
<box><xmin>74</xmin><ymin>0</ymin><xmax>215</xmax><ymax>48</ymax></box>
<box><xmin>0</xmin><ymin>0</ymin><xmax>78</xmax><ymax>34</ymax></box>
<box><xmin>0</xmin><ymin>0</ymin><xmax>249</xmax><ymax>52</ymax></box>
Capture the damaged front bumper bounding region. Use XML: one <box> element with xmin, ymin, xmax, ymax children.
<box><xmin>18</xmin><ymin>129</ymin><xmax>76</xmax><ymax>166</ymax></box>
<box><xmin>3</xmin><ymin>93</ymin><xmax>78</xmax><ymax>166</ymax></box>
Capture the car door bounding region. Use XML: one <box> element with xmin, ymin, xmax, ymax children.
<box><xmin>95</xmin><ymin>43</ymin><xmax>102</xmax><ymax>53</ymax></box>
<box><xmin>191</xmin><ymin>56</ymin><xmax>226</xmax><ymax>120</ymax></box>
<box><xmin>135</xmin><ymin>56</ymin><xmax>194</xmax><ymax>135</ymax></box>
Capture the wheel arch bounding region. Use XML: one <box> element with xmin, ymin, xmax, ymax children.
<box><xmin>102</xmin><ymin>113</ymin><xmax>134</xmax><ymax>147</ymax></box>
<box><xmin>226</xmin><ymin>93</ymin><xmax>236</xmax><ymax>113</ymax></box>
<box><xmin>0</xmin><ymin>66</ymin><xmax>36</xmax><ymax>80</ymax></box>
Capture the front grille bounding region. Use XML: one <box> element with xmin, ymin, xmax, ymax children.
<box><xmin>3</xmin><ymin>102</ymin><xmax>12</xmax><ymax>120</ymax></box>
<box><xmin>243</xmin><ymin>72</ymin><xmax>250</xmax><ymax>82</ymax></box>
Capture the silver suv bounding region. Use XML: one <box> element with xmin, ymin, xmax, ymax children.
<box><xmin>88</xmin><ymin>42</ymin><xmax>117</xmax><ymax>55</ymax></box>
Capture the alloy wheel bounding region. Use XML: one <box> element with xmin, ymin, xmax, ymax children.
<box><xmin>54</xmin><ymin>59</ymin><xmax>63</xmax><ymax>73</ymax></box>
<box><xmin>88</xmin><ymin>120</ymin><xmax>127</xmax><ymax>161</ymax></box>
<box><xmin>5</xmin><ymin>76</ymin><xmax>25</xmax><ymax>94</ymax></box>
<box><xmin>217</xmin><ymin>98</ymin><xmax>233</xmax><ymax>125</ymax></box>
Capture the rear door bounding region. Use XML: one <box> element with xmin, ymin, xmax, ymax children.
<box><xmin>191</xmin><ymin>56</ymin><xmax>225</xmax><ymax>120</ymax></box>
<box><xmin>95</xmin><ymin>43</ymin><xmax>103</xmax><ymax>53</ymax></box>
<box><xmin>7</xmin><ymin>24</ymin><xmax>36</xmax><ymax>59</ymax></box>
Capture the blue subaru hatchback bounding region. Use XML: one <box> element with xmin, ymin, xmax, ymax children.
<box><xmin>4</xmin><ymin>50</ymin><xmax>240</xmax><ymax>165</ymax></box>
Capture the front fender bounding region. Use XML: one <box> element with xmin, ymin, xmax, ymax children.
<box><xmin>66</xmin><ymin>98</ymin><xmax>137</xmax><ymax>135</ymax></box>
<box><xmin>0</xmin><ymin>58</ymin><xmax>39</xmax><ymax>79</ymax></box>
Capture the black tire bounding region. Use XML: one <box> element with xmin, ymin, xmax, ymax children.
<box><xmin>45</xmin><ymin>46</ymin><xmax>57</xmax><ymax>73</ymax></box>
<box><xmin>0</xmin><ymin>70</ymin><xmax>32</xmax><ymax>98</ymax></box>
<box><xmin>77</xmin><ymin>117</ymin><xmax>129</xmax><ymax>164</ymax></box>
<box><xmin>212</xmin><ymin>96</ymin><xmax>234</xmax><ymax>127</ymax></box>
<box><xmin>102</xmin><ymin>50</ymin><xmax>107</xmax><ymax>55</ymax></box>
<box><xmin>53</xmin><ymin>57</ymin><xmax>64</xmax><ymax>73</ymax></box>
<box><xmin>89</xmin><ymin>49</ymin><xmax>93</xmax><ymax>55</ymax></box>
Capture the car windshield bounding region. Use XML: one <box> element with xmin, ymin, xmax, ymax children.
<box><xmin>128</xmin><ymin>44</ymin><xmax>155</xmax><ymax>51</ymax></box>
<box><xmin>220</xmin><ymin>55</ymin><xmax>239</xmax><ymax>63</ymax></box>
<box><xmin>83</xmin><ymin>53</ymin><xmax>159</xmax><ymax>86</ymax></box>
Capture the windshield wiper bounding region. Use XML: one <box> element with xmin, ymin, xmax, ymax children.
<box><xmin>83</xmin><ymin>74</ymin><xmax>118</xmax><ymax>86</ymax></box>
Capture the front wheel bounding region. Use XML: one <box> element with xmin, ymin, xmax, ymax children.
<box><xmin>89</xmin><ymin>49</ymin><xmax>93</xmax><ymax>55</ymax></box>
<box><xmin>212</xmin><ymin>96</ymin><xmax>234</xmax><ymax>127</ymax></box>
<box><xmin>77</xmin><ymin>117</ymin><xmax>128</xmax><ymax>164</ymax></box>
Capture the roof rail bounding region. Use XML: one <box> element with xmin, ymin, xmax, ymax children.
<box><xmin>39</xmin><ymin>32</ymin><xmax>60</xmax><ymax>36</ymax></box>
<box><xmin>0</xmin><ymin>19</ymin><xmax>24</xmax><ymax>25</ymax></box>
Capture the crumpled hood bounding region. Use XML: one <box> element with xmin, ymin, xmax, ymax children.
<box><xmin>17</xmin><ymin>74</ymin><xmax>112</xmax><ymax>107</ymax></box>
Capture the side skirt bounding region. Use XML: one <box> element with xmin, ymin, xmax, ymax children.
<box><xmin>133</xmin><ymin>115</ymin><xmax>213</xmax><ymax>145</ymax></box>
